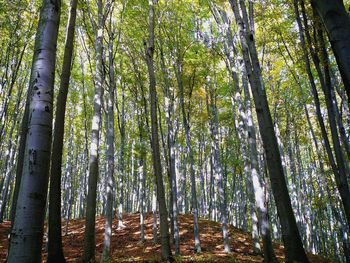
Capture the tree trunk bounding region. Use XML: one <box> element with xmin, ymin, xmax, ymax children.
<box><xmin>0</xmin><ymin>81</ymin><xmax>23</xmax><ymax>222</ymax></box>
<box><xmin>7</xmin><ymin>0</ymin><xmax>61</xmax><ymax>262</ymax></box>
<box><xmin>47</xmin><ymin>0</ymin><xmax>77</xmax><ymax>262</ymax></box>
<box><xmin>211</xmin><ymin>6</ymin><xmax>276</xmax><ymax>258</ymax></box>
<box><xmin>10</xmin><ymin>60</ymin><xmax>33</xmax><ymax>228</ymax></box>
<box><xmin>102</xmin><ymin>13</ymin><xmax>116</xmax><ymax>260</ymax></box>
<box><xmin>206</xmin><ymin>80</ymin><xmax>231</xmax><ymax>253</ymax></box>
<box><xmin>295</xmin><ymin>0</ymin><xmax>350</xmax><ymax>230</ymax></box>
<box><xmin>0</xmin><ymin>126</ymin><xmax>19</xmax><ymax>222</ymax></box>
<box><xmin>175</xmin><ymin>59</ymin><xmax>201</xmax><ymax>253</ymax></box>
<box><xmin>83</xmin><ymin>0</ymin><xmax>104</xmax><ymax>261</ymax></box>
<box><xmin>138</xmin><ymin>113</ymin><xmax>147</xmax><ymax>242</ymax></box>
<box><xmin>160</xmin><ymin>43</ymin><xmax>180</xmax><ymax>254</ymax></box>
<box><xmin>229</xmin><ymin>0</ymin><xmax>309</xmax><ymax>261</ymax></box>
<box><xmin>316</xmin><ymin>18</ymin><xmax>350</xmax><ymax>231</ymax></box>
<box><xmin>145</xmin><ymin>1</ymin><xmax>172</xmax><ymax>261</ymax></box>
<box><xmin>242</xmin><ymin>70</ymin><xmax>277</xmax><ymax>262</ymax></box>
<box><xmin>117</xmin><ymin>81</ymin><xmax>126</xmax><ymax>229</ymax></box>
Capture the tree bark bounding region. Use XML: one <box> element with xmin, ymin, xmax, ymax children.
<box><xmin>0</xmin><ymin>123</ymin><xmax>19</xmax><ymax>222</ymax></box>
<box><xmin>47</xmin><ymin>0</ymin><xmax>77</xmax><ymax>262</ymax></box>
<box><xmin>83</xmin><ymin>0</ymin><xmax>104</xmax><ymax>261</ymax></box>
<box><xmin>160</xmin><ymin>43</ymin><xmax>180</xmax><ymax>254</ymax></box>
<box><xmin>175</xmin><ymin>58</ymin><xmax>201</xmax><ymax>254</ymax></box>
<box><xmin>117</xmin><ymin>81</ymin><xmax>126</xmax><ymax>229</ymax></box>
<box><xmin>0</xmin><ymin>81</ymin><xmax>23</xmax><ymax>222</ymax></box>
<box><xmin>7</xmin><ymin>0</ymin><xmax>61</xmax><ymax>262</ymax></box>
<box><xmin>316</xmin><ymin>20</ymin><xmax>350</xmax><ymax>231</ymax></box>
<box><xmin>206</xmin><ymin>80</ymin><xmax>231</xmax><ymax>253</ymax></box>
<box><xmin>295</xmin><ymin>0</ymin><xmax>350</xmax><ymax>230</ymax></box>
<box><xmin>138</xmin><ymin>113</ymin><xmax>147</xmax><ymax>242</ymax></box>
<box><xmin>229</xmin><ymin>0</ymin><xmax>309</xmax><ymax>261</ymax></box>
<box><xmin>145</xmin><ymin>1</ymin><xmax>172</xmax><ymax>261</ymax></box>
<box><xmin>102</xmin><ymin>11</ymin><xmax>116</xmax><ymax>260</ymax></box>
<box><xmin>242</xmin><ymin>70</ymin><xmax>277</xmax><ymax>262</ymax></box>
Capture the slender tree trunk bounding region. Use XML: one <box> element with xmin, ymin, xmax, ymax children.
<box><xmin>7</xmin><ymin>0</ymin><xmax>61</xmax><ymax>262</ymax></box>
<box><xmin>117</xmin><ymin>82</ymin><xmax>126</xmax><ymax>229</ymax></box>
<box><xmin>198</xmin><ymin>133</ymin><xmax>206</xmax><ymax>217</ymax></box>
<box><xmin>211</xmin><ymin>6</ymin><xmax>276</xmax><ymax>259</ymax></box>
<box><xmin>234</xmin><ymin>77</ymin><xmax>261</xmax><ymax>252</ymax></box>
<box><xmin>0</xmin><ymin>126</ymin><xmax>19</xmax><ymax>222</ymax></box>
<box><xmin>175</xmin><ymin>59</ymin><xmax>201</xmax><ymax>253</ymax></box>
<box><xmin>316</xmin><ymin>18</ymin><xmax>350</xmax><ymax>231</ymax></box>
<box><xmin>285</xmin><ymin>109</ymin><xmax>301</xmax><ymax>226</ymax></box>
<box><xmin>160</xmin><ymin>44</ymin><xmax>180</xmax><ymax>254</ymax></box>
<box><xmin>229</xmin><ymin>0</ymin><xmax>309</xmax><ymax>261</ymax></box>
<box><xmin>62</xmin><ymin>132</ymin><xmax>74</xmax><ymax>235</ymax></box>
<box><xmin>181</xmin><ymin>151</ymin><xmax>188</xmax><ymax>214</ymax></box>
<box><xmin>206</xmin><ymin>80</ymin><xmax>231</xmax><ymax>253</ymax></box>
<box><xmin>0</xmin><ymin>81</ymin><xmax>23</xmax><ymax>222</ymax></box>
<box><xmin>0</xmin><ymin>41</ymin><xmax>27</xmax><ymax>139</ymax></box>
<box><xmin>102</xmin><ymin>13</ymin><xmax>116</xmax><ymax>261</ymax></box>
<box><xmin>242</xmin><ymin>70</ymin><xmax>277</xmax><ymax>262</ymax></box>
<box><xmin>47</xmin><ymin>1</ymin><xmax>77</xmax><ymax>262</ymax></box>
<box><xmin>145</xmin><ymin>1</ymin><xmax>172</xmax><ymax>261</ymax></box>
<box><xmin>77</xmin><ymin>54</ymin><xmax>89</xmax><ymax>219</ymax></box>
<box><xmin>83</xmin><ymin>0</ymin><xmax>104</xmax><ymax>261</ymax></box>
<box><xmin>295</xmin><ymin>0</ymin><xmax>350</xmax><ymax>230</ymax></box>
<box><xmin>10</xmin><ymin>58</ymin><xmax>33</xmax><ymax>228</ymax></box>
<box><xmin>333</xmin><ymin>88</ymin><xmax>350</xmax><ymax>161</ymax></box>
<box><xmin>138</xmin><ymin>113</ymin><xmax>147</xmax><ymax>242</ymax></box>
<box><xmin>152</xmin><ymin>179</ymin><xmax>158</xmax><ymax>244</ymax></box>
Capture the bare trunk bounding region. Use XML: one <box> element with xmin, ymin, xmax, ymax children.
<box><xmin>229</xmin><ymin>0</ymin><xmax>309</xmax><ymax>261</ymax></box>
<box><xmin>206</xmin><ymin>81</ymin><xmax>231</xmax><ymax>253</ymax></box>
<box><xmin>175</xmin><ymin>59</ymin><xmax>201</xmax><ymax>253</ymax></box>
<box><xmin>160</xmin><ymin>44</ymin><xmax>180</xmax><ymax>254</ymax></box>
<box><xmin>83</xmin><ymin>0</ymin><xmax>104</xmax><ymax>261</ymax></box>
<box><xmin>138</xmin><ymin>114</ymin><xmax>147</xmax><ymax>242</ymax></box>
<box><xmin>242</xmin><ymin>70</ymin><xmax>277</xmax><ymax>262</ymax></box>
<box><xmin>295</xmin><ymin>0</ymin><xmax>350</xmax><ymax>230</ymax></box>
<box><xmin>145</xmin><ymin>1</ymin><xmax>172</xmax><ymax>261</ymax></box>
<box><xmin>7</xmin><ymin>0</ymin><xmax>61</xmax><ymax>261</ymax></box>
<box><xmin>47</xmin><ymin>0</ymin><xmax>77</xmax><ymax>261</ymax></box>
<box><xmin>102</xmin><ymin>13</ymin><xmax>116</xmax><ymax>260</ymax></box>
<box><xmin>117</xmin><ymin>83</ymin><xmax>126</xmax><ymax>229</ymax></box>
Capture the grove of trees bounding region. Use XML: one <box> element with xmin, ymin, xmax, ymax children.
<box><xmin>1</xmin><ymin>0</ymin><xmax>350</xmax><ymax>262</ymax></box>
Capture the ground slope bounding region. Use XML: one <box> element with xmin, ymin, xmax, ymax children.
<box><xmin>0</xmin><ymin>213</ymin><xmax>330</xmax><ymax>262</ymax></box>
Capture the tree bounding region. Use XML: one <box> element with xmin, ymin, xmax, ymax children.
<box><xmin>47</xmin><ymin>0</ymin><xmax>78</xmax><ymax>262</ymax></box>
<box><xmin>175</xmin><ymin>47</ymin><xmax>202</xmax><ymax>254</ymax></box>
<box><xmin>294</xmin><ymin>0</ymin><xmax>350</xmax><ymax>231</ymax></box>
<box><xmin>159</xmin><ymin>41</ymin><xmax>180</xmax><ymax>254</ymax></box>
<box><xmin>206</xmin><ymin>76</ymin><xmax>231</xmax><ymax>253</ymax></box>
<box><xmin>102</xmin><ymin>1</ymin><xmax>118</xmax><ymax>259</ymax></box>
<box><xmin>7</xmin><ymin>0</ymin><xmax>61</xmax><ymax>262</ymax></box>
<box><xmin>2</xmin><ymin>0</ymin><xmax>350</xmax><ymax>261</ymax></box>
<box><xmin>145</xmin><ymin>0</ymin><xmax>173</xmax><ymax>261</ymax></box>
<box><xmin>83</xmin><ymin>0</ymin><xmax>105</xmax><ymax>261</ymax></box>
<box><xmin>228</xmin><ymin>0</ymin><xmax>309</xmax><ymax>261</ymax></box>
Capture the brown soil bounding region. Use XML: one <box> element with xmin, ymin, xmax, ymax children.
<box><xmin>0</xmin><ymin>213</ymin><xmax>331</xmax><ymax>262</ymax></box>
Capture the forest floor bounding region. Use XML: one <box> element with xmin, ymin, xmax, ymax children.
<box><xmin>0</xmin><ymin>213</ymin><xmax>330</xmax><ymax>262</ymax></box>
